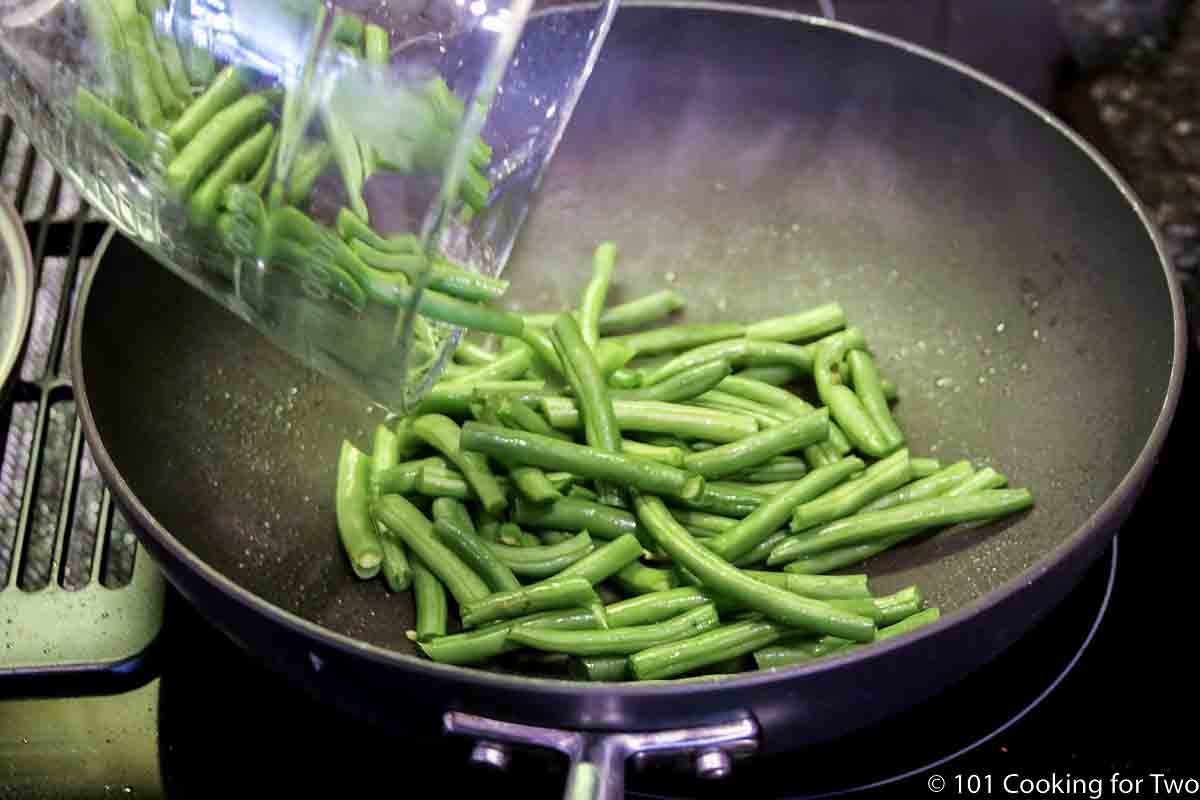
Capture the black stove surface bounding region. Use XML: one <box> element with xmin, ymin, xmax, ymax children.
<box><xmin>2</xmin><ymin>1</ymin><xmax>1198</xmax><ymax>797</ymax></box>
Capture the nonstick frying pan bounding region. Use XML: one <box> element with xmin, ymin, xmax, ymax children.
<box><xmin>71</xmin><ymin>4</ymin><xmax>1185</xmax><ymax>797</ymax></box>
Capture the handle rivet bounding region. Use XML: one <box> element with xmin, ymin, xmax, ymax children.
<box><xmin>470</xmin><ymin>741</ymin><xmax>512</xmax><ymax>771</ymax></box>
<box><xmin>694</xmin><ymin>748</ymin><xmax>732</xmax><ymax>780</ymax></box>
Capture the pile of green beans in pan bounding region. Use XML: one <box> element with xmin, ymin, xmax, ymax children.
<box><xmin>76</xmin><ymin>0</ymin><xmax>510</xmax><ymax>333</ymax></box>
<box><xmin>335</xmin><ymin>242</ymin><xmax>1035</xmax><ymax>681</ymax></box>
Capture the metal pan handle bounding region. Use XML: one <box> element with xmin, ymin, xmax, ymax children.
<box><xmin>444</xmin><ymin>711</ymin><xmax>759</xmax><ymax>800</ymax></box>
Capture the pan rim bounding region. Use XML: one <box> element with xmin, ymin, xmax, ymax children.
<box><xmin>71</xmin><ymin>1</ymin><xmax>1188</xmax><ymax>716</ymax></box>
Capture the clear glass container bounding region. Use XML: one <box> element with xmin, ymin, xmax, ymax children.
<box><xmin>0</xmin><ymin>0</ymin><xmax>616</xmax><ymax>411</ymax></box>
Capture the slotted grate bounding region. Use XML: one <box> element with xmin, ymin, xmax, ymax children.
<box><xmin>0</xmin><ymin>115</ymin><xmax>163</xmax><ymax>688</ymax></box>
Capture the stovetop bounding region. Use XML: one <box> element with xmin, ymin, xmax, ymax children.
<box><xmin>2</xmin><ymin>1</ymin><xmax>1198</xmax><ymax>797</ymax></box>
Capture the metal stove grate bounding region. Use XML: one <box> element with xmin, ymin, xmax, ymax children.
<box><xmin>0</xmin><ymin>114</ymin><xmax>163</xmax><ymax>690</ymax></box>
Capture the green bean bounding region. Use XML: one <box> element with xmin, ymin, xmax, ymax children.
<box><xmin>770</xmin><ymin>488</ymin><xmax>1035</xmax><ymax>565</ymax></box>
<box><xmin>541</xmin><ymin>397</ymin><xmax>758</xmax><ymax>443</ymax></box>
<box><xmin>594</xmin><ymin>339</ymin><xmax>638</xmax><ymax>377</ymax></box>
<box><xmin>432</xmin><ymin>517</ymin><xmax>522</xmax><ymax>593</ymax></box>
<box><xmin>910</xmin><ymin>458</ymin><xmax>942</xmax><ymax>479</ymax></box>
<box><xmin>411</xmin><ymin>558</ymin><xmax>448</xmax><ymax>641</ymax></box>
<box><xmin>610</xmin><ymin>359</ymin><xmax>732</xmax><ymax>403</ymax></box>
<box><xmin>512</xmin><ymin>603</ymin><xmax>718</xmax><ymax>657</ymax></box>
<box><xmin>76</xmin><ymin>87</ymin><xmax>147</xmax><ymax>163</ymax></box>
<box><xmin>81</xmin><ymin>0</ymin><xmax>132</xmax><ymax>111</ymax></box>
<box><xmin>717</xmin><ymin>375</ymin><xmax>815</xmax><ymax>418</ymax></box>
<box><xmin>321</xmin><ymin>105</ymin><xmax>368</xmax><ymax>221</ymax></box>
<box><xmin>945</xmin><ymin>467</ymin><xmax>1008</xmax><ymax>496</ymax></box>
<box><xmin>166</xmin><ymin>92</ymin><xmax>273</xmax><ymax>196</ymax></box>
<box><xmin>460</xmin><ymin>163</ymin><xmax>491</xmax><ymax>213</ymax></box>
<box><xmin>418</xmin><ymin>607</ymin><xmax>600</xmax><ymax>665</ymax></box>
<box><xmin>731</xmin><ymin>529</ymin><xmax>789</xmax><ymax>567</ymax></box>
<box><xmin>441</xmin><ymin>348</ymin><xmax>531</xmax><ymax>386</ymax></box>
<box><xmin>551</xmin><ymin>313</ymin><xmax>623</xmax><ymax>504</ymax></box>
<box><xmin>371</xmin><ymin>425</ymin><xmax>413</xmax><ymax>591</ymax></box>
<box><xmin>485</xmin><ymin>532</ymin><xmax>595</xmax><ymax>580</ymax></box>
<box><xmin>336</xmin><ymin>441</ymin><xmax>383</xmax><ymax>579</ymax></box>
<box><xmin>167</xmin><ymin>65</ymin><xmax>246</xmax><ymax>148</ymax></box>
<box><xmin>703</xmin><ymin>457</ymin><xmax>863</xmax><ymax>562</ymax></box>
<box><xmin>539</xmin><ymin>531</ymin><xmax>576</xmax><ymax>546</ymax></box>
<box><xmin>633</xmin><ymin>495</ymin><xmax>875</xmax><ymax>642</ymax></box>
<box><xmin>611</xmin><ymin>561</ymin><xmax>678</xmax><ymax>596</ymax></box>
<box><xmin>846</xmin><ymin>350</ymin><xmax>904</xmax><ymax>451</ymax></box>
<box><xmin>744</xmin><ymin>303</ymin><xmax>846</xmax><ymax>342</ymax></box>
<box><xmin>110</xmin><ymin>0</ymin><xmax>164</xmax><ymax>128</ymax></box>
<box><xmin>669</xmin><ymin>509</ymin><xmax>739</xmax><ymax>534</ymax></box>
<box><xmin>571</xmin><ymin>656</ymin><xmax>628</xmax><ymax>681</ymax></box>
<box><xmin>695</xmin><ymin>390</ymin><xmax>791</xmax><ymax>425</ymax></box>
<box><xmin>412</xmin><ymin>381</ymin><xmax>546</xmax><ymax>417</ymax></box>
<box><xmin>364</xmin><ymin>23</ymin><xmax>390</xmax><ymax>67</ymax></box>
<box><xmin>246</xmin><ymin>133</ymin><xmax>279</xmax><ymax>195</ymax></box>
<box><xmin>734</xmin><ymin>365</ymin><xmax>805</xmax><ymax>386</ymax></box>
<box><xmin>642</xmin><ymin>334</ymin><xmax>861</xmax><ymax>386</ymax></box>
<box><xmin>630</xmin><ymin>617</ymin><xmax>790</xmax><ymax>681</ymax></box>
<box><xmin>825</xmin><ymin>586</ymin><xmax>923</xmax><ymax>626</ymax></box>
<box><xmin>860</xmin><ymin>460</ymin><xmax>973</xmax><ymax>513</ymax></box>
<box><xmin>789</xmin><ymin>448</ymin><xmax>913</xmax><ymax>533</ymax></box>
<box><xmin>540</xmin><ymin>533</ymin><xmax>644</xmax><ymax>587</ymax></box>
<box><xmin>331</xmin><ymin>9</ymin><xmax>365</xmax><ymax>47</ymax></box>
<box><xmin>336</xmin><ymin>207</ymin><xmax>419</xmax><ymax>254</ymax></box>
<box><xmin>580</xmin><ymin>242</ymin><xmax>617</xmax><ymax>350</ymax></box>
<box><xmin>460</xmin><ymin>576</ymin><xmax>600</xmax><ymax>628</ymax></box>
<box><xmin>350</xmin><ymin>241</ymin><xmax>510</xmax><ymax>303</ymax></box>
<box><xmin>669</xmin><ymin>480</ymin><xmax>764</xmax><ymax>518</ymax></box>
<box><xmin>735</xmin><ymin>457</ymin><xmax>811</xmax><ymax>483</ymax></box>
<box><xmin>597</xmin><ymin>289</ymin><xmax>687</xmax><ymax>333</ymax></box>
<box><xmin>413</xmin><ymin>414</ymin><xmax>508</xmax><ymax>514</ymax></box>
<box><xmin>739</xmin><ymin>571</ymin><xmax>871</xmax><ymax>600</ymax></box>
<box><xmin>455</xmin><ymin>340</ymin><xmax>498</xmax><ymax>366</ymax></box>
<box><xmin>682</xmin><ymin>410</ymin><xmax>829</xmax><ymax>480</ymax></box>
<box><xmin>781</xmin><ymin>536</ymin><xmax>907</xmax><ymax>574</ymax></box>
<box><xmin>514</xmin><ymin>495</ymin><xmax>642</xmax><ymax>540</ymax></box>
<box><xmin>460</xmin><ymin>423</ymin><xmax>704</xmax><ymax>500</ymax></box>
<box><xmin>753</xmin><ymin>607</ymin><xmax>940</xmax><ymax>670</ymax></box>
<box><xmin>373</xmin><ymin>278</ymin><xmax>525</xmax><ymax>336</ymax></box>
<box><xmin>619</xmin><ymin>439</ymin><xmax>686</xmax><ymax>467</ymax></box>
<box><xmin>286</xmin><ymin>140</ymin><xmax>333</xmax><ymax>206</ymax></box>
<box><xmin>494</xmin><ymin>394</ymin><xmax>572</xmax><ymax>442</ymax></box>
<box><xmin>139</xmin><ymin>0</ymin><xmax>192</xmax><ymax>100</ymax></box>
<box><xmin>565</xmin><ymin>485</ymin><xmax>602</xmax><ymax>503</ymax></box>
<box><xmin>188</xmin><ymin>122</ymin><xmax>274</xmax><ymax>226</ymax></box>
<box><xmin>519</xmin><ymin>326</ymin><xmax>566</xmax><ymax>377</ymax></box>
<box><xmin>497</xmin><ymin>522</ymin><xmax>542</xmax><ymax>548</ymax></box>
<box><xmin>812</xmin><ymin>330</ymin><xmax>896</xmax><ymax>458</ymax></box>
<box><xmin>373</xmin><ymin>494</ymin><xmax>491</xmax><ymax>606</ymax></box>
<box><xmin>135</xmin><ymin>14</ymin><xmax>184</xmax><ymax>118</ymax></box>
<box><xmin>610</xmin><ymin>323</ymin><xmax>745</xmax><ymax>358</ymax></box>
<box><xmin>608</xmin><ymin>368</ymin><xmax>642</xmax><ymax>389</ymax></box>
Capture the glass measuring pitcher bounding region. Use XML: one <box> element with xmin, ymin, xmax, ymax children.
<box><xmin>0</xmin><ymin>0</ymin><xmax>618</xmax><ymax>412</ymax></box>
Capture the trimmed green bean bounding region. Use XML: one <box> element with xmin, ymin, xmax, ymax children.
<box><xmin>580</xmin><ymin>242</ymin><xmax>617</xmax><ymax>350</ymax></box>
<box><xmin>789</xmin><ymin>448</ymin><xmax>913</xmax><ymax>533</ymax></box>
<box><xmin>351</xmin><ymin>241</ymin><xmax>509</xmax><ymax>303</ymax></box>
<box><xmin>551</xmin><ymin>313</ymin><xmax>623</xmax><ymax>504</ymax></box>
<box><xmin>633</xmin><ymin>495</ymin><xmax>875</xmax><ymax>642</ymax></box>
<box><xmin>76</xmin><ymin>87</ymin><xmax>147</xmax><ymax>163</ymax></box>
<box><xmin>494</xmin><ymin>395</ymin><xmax>572</xmax><ymax>442</ymax></box>
<box><xmin>597</xmin><ymin>289</ymin><xmax>686</xmax><ymax>333</ymax></box>
<box><xmin>608</xmin><ymin>368</ymin><xmax>642</xmax><ymax>389</ymax></box>
<box><xmin>514</xmin><ymin>496</ymin><xmax>642</xmax><ymax>540</ymax></box>
<box><xmin>441</xmin><ymin>348</ymin><xmax>531</xmax><ymax>386</ymax></box>
<box><xmin>696</xmin><ymin>390</ymin><xmax>792</xmax><ymax>424</ymax></box>
<box><xmin>455</xmin><ymin>340</ymin><xmax>498</xmax><ymax>366</ymax></box>
<box><xmin>111</xmin><ymin>0</ymin><xmax>164</xmax><ymax>128</ymax></box>
<box><xmin>135</xmin><ymin>14</ymin><xmax>184</xmax><ymax>118</ymax></box>
<box><xmin>364</xmin><ymin>23</ymin><xmax>390</xmax><ymax>66</ymax></box>
<box><xmin>860</xmin><ymin>460</ymin><xmax>973</xmax><ymax>513</ymax></box>
<box><xmin>753</xmin><ymin>607</ymin><xmax>940</xmax><ymax>670</ymax></box>
<box><xmin>642</xmin><ymin>334</ymin><xmax>863</xmax><ymax>386</ymax></box>
<box><xmin>610</xmin><ymin>359</ymin><xmax>732</xmax><ymax>403</ymax></box>
<box><xmin>336</xmin><ymin>441</ymin><xmax>383</xmax><ymax>579</ymax></box>
<box><xmin>945</xmin><ymin>467</ymin><xmax>1008</xmax><ymax>496</ymax></box>
<box><xmin>704</xmin><ymin>457</ymin><xmax>863</xmax><ymax>562</ymax></box>
<box><xmin>418</xmin><ymin>607</ymin><xmax>600</xmax><ymax>665</ymax></box>
<box><xmin>910</xmin><ymin>458</ymin><xmax>942</xmax><ymax>478</ymax></box>
<box><xmin>610</xmin><ymin>323</ymin><xmax>745</xmax><ymax>358</ymax></box>
<box><xmin>620</xmin><ymin>439</ymin><xmax>686</xmax><ymax>467</ymax></box>
<box><xmin>669</xmin><ymin>480</ymin><xmax>764</xmax><ymax>518</ymax></box>
<box><xmin>285</xmin><ymin>140</ymin><xmax>333</xmax><ymax>206</ymax></box>
<box><xmin>460</xmin><ymin>423</ymin><xmax>705</xmax><ymax>501</ymax></box>
<box><xmin>541</xmin><ymin>397</ymin><xmax>759</xmax><ymax>444</ymax></box>
<box><xmin>571</xmin><ymin>656</ymin><xmax>628</xmax><ymax>681</ymax></box>
<box><xmin>611</xmin><ymin>561</ymin><xmax>678</xmax><ymax>596</ymax></box>
<box><xmin>189</xmin><ymin>122</ymin><xmax>274</xmax><ymax>226</ymax></box>
<box><xmin>782</xmin><ymin>535</ymin><xmax>908</xmax><ymax>574</ymax></box>
<box><xmin>460</xmin><ymin>576</ymin><xmax>600</xmax><ymax>628</ymax></box>
<box><xmin>846</xmin><ymin>350</ymin><xmax>904</xmax><ymax>451</ymax></box>
<box><xmin>740</xmin><ymin>570</ymin><xmax>871</xmax><ymax>600</ymax></box>
<box><xmin>630</xmin><ymin>617</ymin><xmax>790</xmax><ymax>681</ymax></box>
<box><xmin>336</xmin><ymin>207</ymin><xmax>419</xmax><ymax>254</ymax></box>
<box><xmin>139</xmin><ymin>0</ymin><xmax>192</xmax><ymax>101</ymax></box>
<box><xmin>511</xmin><ymin>603</ymin><xmax>719</xmax><ymax>657</ymax></box>
<box><xmin>670</xmin><ymin>509</ymin><xmax>739</xmax><ymax>534</ymax></box>
<box><xmin>372</xmin><ymin>456</ymin><xmax>445</xmax><ymax>495</ymax></box>
<box><xmin>321</xmin><ymin>105</ymin><xmax>368</xmax><ymax>221</ymax></box>
<box><xmin>825</xmin><ymin>586</ymin><xmax>923</xmax><ymax>626</ymax></box>
<box><xmin>411</xmin><ymin>558</ymin><xmax>448</xmax><ymax>641</ymax></box>
<box><xmin>412</xmin><ymin>381</ymin><xmax>546</xmax><ymax>417</ymax></box>
<box><xmin>166</xmin><ymin>92</ymin><xmax>273</xmax><ymax>196</ymax></box>
<box><xmin>433</xmin><ymin>517</ymin><xmax>521</xmax><ymax>593</ymax></box>
<box><xmin>372</xmin><ymin>425</ymin><xmax>413</xmax><ymax>591</ymax></box>
<box><xmin>744</xmin><ymin>303</ymin><xmax>846</xmax><ymax>342</ymax></box>
<box><xmin>735</xmin><ymin>457</ymin><xmax>810</xmax><ymax>483</ymax></box>
<box><xmin>606</xmin><ymin>587</ymin><xmax>719</xmax><ymax>625</ymax></box>
<box><xmin>682</xmin><ymin>410</ymin><xmax>829</xmax><ymax>479</ymax></box>
<box><xmin>812</xmin><ymin>330</ymin><xmax>895</xmax><ymax>458</ymax></box>
<box><xmin>541</xmin><ymin>533</ymin><xmax>644</xmax><ymax>587</ymax></box>
<box><xmin>731</xmin><ymin>529</ymin><xmax>789</xmax><ymax>567</ymax></box>
<box><xmin>770</xmin><ymin>489</ymin><xmax>1035</xmax><ymax>564</ymax></box>
<box><xmin>331</xmin><ymin>9</ymin><xmax>365</xmax><ymax>47</ymax></box>
<box><xmin>373</xmin><ymin>494</ymin><xmax>491</xmax><ymax>606</ymax></box>
<box><xmin>734</xmin><ymin>365</ymin><xmax>804</xmax><ymax>386</ymax></box>
<box><xmin>594</xmin><ymin>339</ymin><xmax>638</xmax><ymax>377</ymax></box>
<box><xmin>485</xmin><ymin>532</ymin><xmax>595</xmax><ymax>580</ymax></box>
<box><xmin>412</xmin><ymin>415</ymin><xmax>508</xmax><ymax>514</ymax></box>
